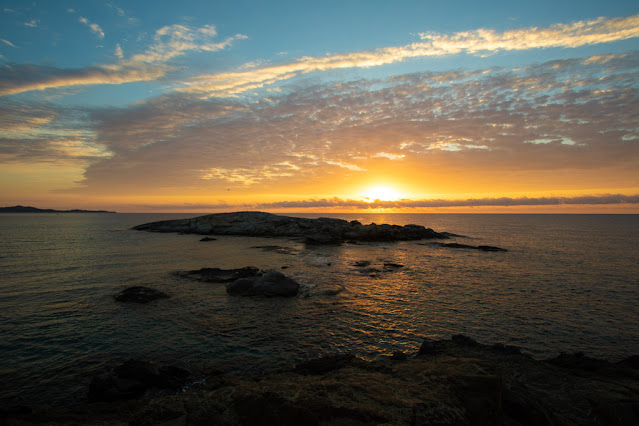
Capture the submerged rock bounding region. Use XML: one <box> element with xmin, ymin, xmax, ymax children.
<box><xmin>114</xmin><ymin>286</ymin><xmax>170</xmax><ymax>303</ymax></box>
<box><xmin>200</xmin><ymin>236</ymin><xmax>217</xmax><ymax>242</ymax></box>
<box><xmin>424</xmin><ymin>242</ymin><xmax>508</xmax><ymax>252</ymax></box>
<box><xmin>133</xmin><ymin>211</ymin><xmax>449</xmax><ymax>242</ymax></box>
<box><xmin>88</xmin><ymin>359</ymin><xmax>189</xmax><ymax>402</ymax></box>
<box><xmin>226</xmin><ymin>271</ymin><xmax>299</xmax><ymax>297</ymax></box>
<box><xmin>175</xmin><ymin>266</ymin><xmax>261</xmax><ymax>283</ymax></box>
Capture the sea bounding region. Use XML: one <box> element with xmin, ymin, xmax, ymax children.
<box><xmin>1</xmin><ymin>213</ymin><xmax>638</xmax><ymax>409</ymax></box>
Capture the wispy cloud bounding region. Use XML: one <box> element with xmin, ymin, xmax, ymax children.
<box><xmin>24</xmin><ymin>19</ymin><xmax>39</xmax><ymax>28</ymax></box>
<box><xmin>181</xmin><ymin>14</ymin><xmax>639</xmax><ymax>97</ymax></box>
<box><xmin>110</xmin><ymin>24</ymin><xmax>247</xmax><ymax>68</ymax></box>
<box><xmin>114</xmin><ymin>44</ymin><xmax>123</xmax><ymax>59</ymax></box>
<box><xmin>0</xmin><ymin>24</ymin><xmax>246</xmax><ymax>96</ymax></box>
<box><xmin>418</xmin><ymin>14</ymin><xmax>639</xmax><ymax>52</ymax></box>
<box><xmin>1</xmin><ymin>39</ymin><xmax>16</xmax><ymax>48</ymax></box>
<box><xmin>78</xmin><ymin>17</ymin><xmax>105</xmax><ymax>39</ymax></box>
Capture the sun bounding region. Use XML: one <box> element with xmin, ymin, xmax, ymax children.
<box><xmin>361</xmin><ymin>185</ymin><xmax>402</xmax><ymax>202</ymax></box>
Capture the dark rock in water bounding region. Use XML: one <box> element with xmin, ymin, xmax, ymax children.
<box><xmin>545</xmin><ymin>352</ymin><xmax>611</xmax><ymax>371</ymax></box>
<box><xmin>114</xmin><ymin>286</ymin><xmax>170</xmax><ymax>303</ymax></box>
<box><xmin>176</xmin><ymin>266</ymin><xmax>261</xmax><ymax>283</ymax></box>
<box><xmin>251</xmin><ymin>245</ymin><xmax>300</xmax><ymax>255</ymax></box>
<box><xmin>383</xmin><ymin>262</ymin><xmax>404</xmax><ymax>270</ymax></box>
<box><xmin>391</xmin><ymin>351</ymin><xmax>408</xmax><ymax>361</ymax></box>
<box><xmin>320</xmin><ymin>284</ymin><xmax>345</xmax><ymax>296</ymax></box>
<box><xmin>88</xmin><ymin>359</ymin><xmax>189</xmax><ymax>402</ymax></box>
<box><xmin>295</xmin><ymin>354</ymin><xmax>355</xmax><ymax>375</ymax></box>
<box><xmin>226</xmin><ymin>271</ymin><xmax>299</xmax><ymax>297</ymax></box>
<box><xmin>352</xmin><ymin>260</ymin><xmax>371</xmax><ymax>267</ymax></box>
<box><xmin>424</xmin><ymin>242</ymin><xmax>508</xmax><ymax>252</ymax></box>
<box><xmin>200</xmin><ymin>236</ymin><xmax>217</xmax><ymax>241</ymax></box>
<box><xmin>133</xmin><ymin>211</ymin><xmax>450</xmax><ymax>242</ymax></box>
<box><xmin>417</xmin><ymin>339</ymin><xmax>437</xmax><ymax>356</ymax></box>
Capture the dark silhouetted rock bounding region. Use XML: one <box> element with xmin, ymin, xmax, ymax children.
<box><xmin>251</xmin><ymin>245</ymin><xmax>300</xmax><ymax>255</ymax></box>
<box><xmin>133</xmin><ymin>211</ymin><xmax>450</xmax><ymax>242</ymax></box>
<box><xmin>352</xmin><ymin>260</ymin><xmax>371</xmax><ymax>267</ymax></box>
<box><xmin>200</xmin><ymin>236</ymin><xmax>217</xmax><ymax>241</ymax></box>
<box><xmin>226</xmin><ymin>271</ymin><xmax>299</xmax><ymax>297</ymax></box>
<box><xmin>88</xmin><ymin>359</ymin><xmax>189</xmax><ymax>402</ymax></box>
<box><xmin>8</xmin><ymin>335</ymin><xmax>639</xmax><ymax>426</ymax></box>
<box><xmin>175</xmin><ymin>266</ymin><xmax>261</xmax><ymax>283</ymax></box>
<box><xmin>295</xmin><ymin>354</ymin><xmax>355</xmax><ymax>375</ymax></box>
<box><xmin>114</xmin><ymin>286</ymin><xmax>170</xmax><ymax>304</ymax></box>
<box><xmin>545</xmin><ymin>352</ymin><xmax>611</xmax><ymax>371</ymax></box>
<box><xmin>423</xmin><ymin>242</ymin><xmax>507</xmax><ymax>252</ymax></box>
<box><xmin>391</xmin><ymin>351</ymin><xmax>408</xmax><ymax>361</ymax></box>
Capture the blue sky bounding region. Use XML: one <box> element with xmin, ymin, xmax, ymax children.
<box><xmin>1</xmin><ymin>1</ymin><xmax>638</xmax><ymax>212</ymax></box>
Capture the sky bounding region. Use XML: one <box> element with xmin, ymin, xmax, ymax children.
<box><xmin>1</xmin><ymin>0</ymin><xmax>638</xmax><ymax>213</ymax></box>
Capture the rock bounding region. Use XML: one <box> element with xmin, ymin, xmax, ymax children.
<box><xmin>251</xmin><ymin>245</ymin><xmax>300</xmax><ymax>255</ymax></box>
<box><xmin>200</xmin><ymin>236</ymin><xmax>217</xmax><ymax>241</ymax></box>
<box><xmin>175</xmin><ymin>266</ymin><xmax>261</xmax><ymax>283</ymax></box>
<box><xmin>114</xmin><ymin>286</ymin><xmax>170</xmax><ymax>303</ymax></box>
<box><xmin>133</xmin><ymin>211</ymin><xmax>451</xmax><ymax>242</ymax></box>
<box><xmin>294</xmin><ymin>354</ymin><xmax>355</xmax><ymax>375</ymax></box>
<box><xmin>424</xmin><ymin>242</ymin><xmax>508</xmax><ymax>252</ymax></box>
<box><xmin>226</xmin><ymin>271</ymin><xmax>299</xmax><ymax>297</ymax></box>
<box><xmin>9</xmin><ymin>335</ymin><xmax>639</xmax><ymax>426</ymax></box>
<box><xmin>545</xmin><ymin>352</ymin><xmax>611</xmax><ymax>371</ymax></box>
<box><xmin>391</xmin><ymin>351</ymin><xmax>408</xmax><ymax>361</ymax></box>
<box><xmin>320</xmin><ymin>285</ymin><xmax>344</xmax><ymax>296</ymax></box>
<box><xmin>351</xmin><ymin>260</ymin><xmax>371</xmax><ymax>267</ymax></box>
<box><xmin>88</xmin><ymin>359</ymin><xmax>189</xmax><ymax>402</ymax></box>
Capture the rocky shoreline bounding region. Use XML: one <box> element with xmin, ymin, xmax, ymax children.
<box><xmin>132</xmin><ymin>211</ymin><xmax>451</xmax><ymax>243</ymax></box>
<box><xmin>3</xmin><ymin>335</ymin><xmax>638</xmax><ymax>425</ymax></box>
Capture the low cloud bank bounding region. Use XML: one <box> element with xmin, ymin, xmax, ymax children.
<box><xmin>256</xmin><ymin>194</ymin><xmax>639</xmax><ymax>209</ymax></box>
<box><xmin>137</xmin><ymin>194</ymin><xmax>639</xmax><ymax>211</ymax></box>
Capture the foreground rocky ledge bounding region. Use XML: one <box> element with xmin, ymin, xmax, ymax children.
<box><xmin>133</xmin><ymin>211</ymin><xmax>449</xmax><ymax>243</ymax></box>
<box><xmin>5</xmin><ymin>335</ymin><xmax>638</xmax><ymax>425</ymax></box>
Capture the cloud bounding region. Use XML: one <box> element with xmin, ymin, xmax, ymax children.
<box><xmin>78</xmin><ymin>17</ymin><xmax>105</xmax><ymax>39</ymax></box>
<box><xmin>0</xmin><ymin>24</ymin><xmax>246</xmax><ymax>96</ymax></box>
<box><xmin>0</xmin><ymin>100</ymin><xmax>111</xmax><ymax>164</ymax></box>
<box><xmin>254</xmin><ymin>194</ymin><xmax>639</xmax><ymax>209</ymax></box>
<box><xmin>61</xmin><ymin>51</ymin><xmax>639</xmax><ymax>196</ymax></box>
<box><xmin>181</xmin><ymin>14</ymin><xmax>639</xmax><ymax>97</ymax></box>
<box><xmin>111</xmin><ymin>24</ymin><xmax>247</xmax><ymax>68</ymax></box>
<box><xmin>418</xmin><ymin>14</ymin><xmax>639</xmax><ymax>52</ymax></box>
<box><xmin>1</xmin><ymin>39</ymin><xmax>16</xmax><ymax>48</ymax></box>
<box><xmin>24</xmin><ymin>19</ymin><xmax>38</xmax><ymax>28</ymax></box>
<box><xmin>0</xmin><ymin>63</ymin><xmax>167</xmax><ymax>96</ymax></box>
<box><xmin>114</xmin><ymin>44</ymin><xmax>123</xmax><ymax>59</ymax></box>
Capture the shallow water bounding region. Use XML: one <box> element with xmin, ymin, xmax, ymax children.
<box><xmin>1</xmin><ymin>213</ymin><xmax>638</xmax><ymax>408</ymax></box>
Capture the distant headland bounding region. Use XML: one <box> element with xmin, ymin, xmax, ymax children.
<box><xmin>0</xmin><ymin>205</ymin><xmax>116</xmax><ymax>213</ymax></box>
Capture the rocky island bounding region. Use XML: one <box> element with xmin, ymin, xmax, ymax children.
<box><xmin>0</xmin><ymin>205</ymin><xmax>116</xmax><ymax>213</ymax></box>
<box><xmin>133</xmin><ymin>211</ymin><xmax>450</xmax><ymax>243</ymax></box>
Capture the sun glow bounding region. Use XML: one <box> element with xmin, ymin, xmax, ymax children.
<box><xmin>361</xmin><ymin>185</ymin><xmax>402</xmax><ymax>202</ymax></box>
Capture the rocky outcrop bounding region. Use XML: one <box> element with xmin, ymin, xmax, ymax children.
<box><xmin>133</xmin><ymin>211</ymin><xmax>449</xmax><ymax>242</ymax></box>
<box><xmin>226</xmin><ymin>271</ymin><xmax>300</xmax><ymax>297</ymax></box>
<box><xmin>113</xmin><ymin>286</ymin><xmax>170</xmax><ymax>303</ymax></box>
<box><xmin>11</xmin><ymin>336</ymin><xmax>639</xmax><ymax>425</ymax></box>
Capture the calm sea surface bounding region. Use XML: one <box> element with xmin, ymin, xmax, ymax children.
<box><xmin>1</xmin><ymin>213</ymin><xmax>638</xmax><ymax>408</ymax></box>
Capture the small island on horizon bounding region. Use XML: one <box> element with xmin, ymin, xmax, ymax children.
<box><xmin>0</xmin><ymin>205</ymin><xmax>116</xmax><ymax>214</ymax></box>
